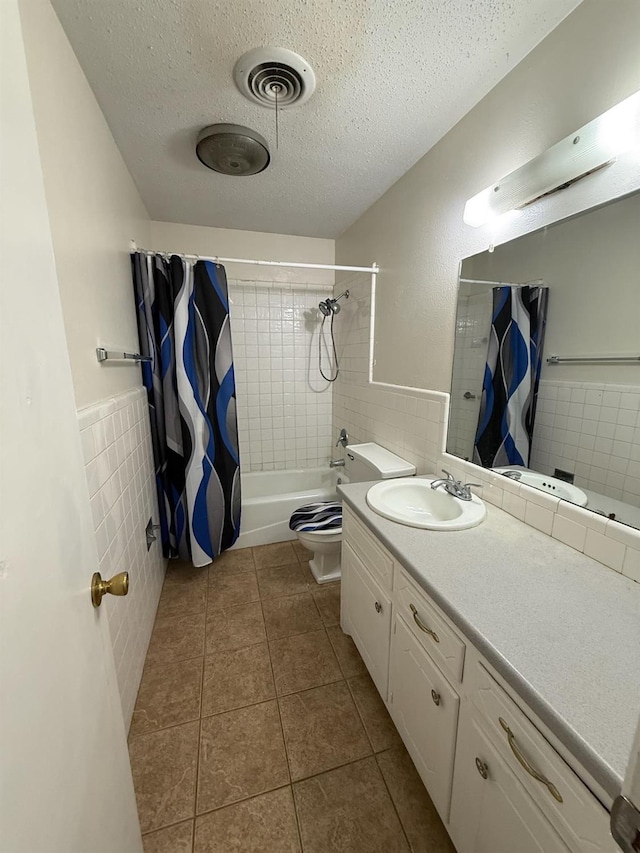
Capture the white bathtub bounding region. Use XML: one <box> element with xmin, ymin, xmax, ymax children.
<box><xmin>231</xmin><ymin>467</ymin><xmax>338</xmax><ymax>550</ymax></box>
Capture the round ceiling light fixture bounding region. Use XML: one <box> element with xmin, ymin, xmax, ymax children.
<box><xmin>234</xmin><ymin>47</ymin><xmax>316</xmax><ymax>109</ymax></box>
<box><xmin>195</xmin><ymin>124</ymin><xmax>270</xmax><ymax>176</ymax></box>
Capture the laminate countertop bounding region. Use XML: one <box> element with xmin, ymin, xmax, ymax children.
<box><xmin>338</xmin><ymin>479</ymin><xmax>640</xmax><ymax>803</ymax></box>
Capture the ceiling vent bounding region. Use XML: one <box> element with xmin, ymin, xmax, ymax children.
<box><xmin>196</xmin><ymin>124</ymin><xmax>270</xmax><ymax>176</ymax></box>
<box><xmin>234</xmin><ymin>47</ymin><xmax>316</xmax><ymax>109</ymax></box>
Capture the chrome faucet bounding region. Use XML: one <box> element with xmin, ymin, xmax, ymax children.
<box><xmin>430</xmin><ymin>469</ymin><xmax>481</xmax><ymax>502</ymax></box>
<box><xmin>501</xmin><ymin>470</ymin><xmax>522</xmax><ymax>481</ymax></box>
<box><xmin>329</xmin><ymin>459</ymin><xmax>345</xmax><ymax>468</ymax></box>
<box><xmin>336</xmin><ymin>428</ymin><xmax>349</xmax><ymax>448</ymax></box>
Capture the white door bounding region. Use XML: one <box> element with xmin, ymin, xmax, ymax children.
<box><xmin>0</xmin><ymin>3</ymin><xmax>142</xmax><ymax>851</ymax></box>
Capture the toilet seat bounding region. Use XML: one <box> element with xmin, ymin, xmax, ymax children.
<box><xmin>289</xmin><ymin>501</ymin><xmax>342</xmax><ymax>534</ymax></box>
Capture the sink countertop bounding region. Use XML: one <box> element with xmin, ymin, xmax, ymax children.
<box><xmin>338</xmin><ymin>478</ymin><xmax>640</xmax><ymax>802</ymax></box>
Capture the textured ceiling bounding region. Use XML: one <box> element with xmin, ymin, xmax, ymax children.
<box><xmin>51</xmin><ymin>0</ymin><xmax>581</xmax><ymax>238</ymax></box>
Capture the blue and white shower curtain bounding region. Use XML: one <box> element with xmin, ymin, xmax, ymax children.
<box><xmin>473</xmin><ymin>285</ymin><xmax>549</xmax><ymax>469</ymax></box>
<box><xmin>131</xmin><ymin>253</ymin><xmax>241</xmax><ymax>566</ymax></box>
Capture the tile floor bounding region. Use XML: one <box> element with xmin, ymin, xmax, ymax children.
<box><xmin>129</xmin><ymin>540</ymin><xmax>455</xmax><ymax>853</ymax></box>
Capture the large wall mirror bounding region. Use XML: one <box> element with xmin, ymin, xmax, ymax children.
<box><xmin>447</xmin><ymin>191</ymin><xmax>640</xmax><ymax>529</ymax></box>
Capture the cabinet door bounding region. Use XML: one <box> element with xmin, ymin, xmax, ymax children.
<box><xmin>449</xmin><ymin>706</ymin><xmax>571</xmax><ymax>853</ymax></box>
<box><xmin>388</xmin><ymin>615</ymin><xmax>460</xmax><ymax>821</ymax></box>
<box><xmin>342</xmin><ymin>542</ymin><xmax>392</xmax><ymax>698</ymax></box>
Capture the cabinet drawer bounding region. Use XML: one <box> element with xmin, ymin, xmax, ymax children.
<box><xmin>395</xmin><ymin>568</ymin><xmax>465</xmax><ymax>683</ymax></box>
<box><xmin>389</xmin><ymin>615</ymin><xmax>460</xmax><ymax>821</ymax></box>
<box><xmin>342</xmin><ymin>542</ymin><xmax>392</xmax><ymax>698</ymax></box>
<box><xmin>469</xmin><ymin>662</ymin><xmax>617</xmax><ymax>853</ymax></box>
<box><xmin>343</xmin><ymin>505</ymin><xmax>394</xmax><ymax>590</ymax></box>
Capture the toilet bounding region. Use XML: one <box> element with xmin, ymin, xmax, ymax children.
<box><xmin>289</xmin><ymin>443</ymin><xmax>416</xmax><ymax>584</ymax></box>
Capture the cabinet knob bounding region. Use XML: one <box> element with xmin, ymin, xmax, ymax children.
<box><xmin>374</xmin><ymin>601</ymin><xmax>382</xmax><ymax>613</ymax></box>
<box><xmin>475</xmin><ymin>757</ymin><xmax>489</xmax><ymax>780</ymax></box>
<box><xmin>431</xmin><ymin>689</ymin><xmax>441</xmax><ymax>706</ymax></box>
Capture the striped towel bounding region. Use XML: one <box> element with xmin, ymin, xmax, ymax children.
<box><xmin>289</xmin><ymin>501</ymin><xmax>342</xmax><ymax>533</ymax></box>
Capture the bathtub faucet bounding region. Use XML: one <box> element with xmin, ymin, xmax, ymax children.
<box><xmin>329</xmin><ymin>459</ymin><xmax>345</xmax><ymax>468</ymax></box>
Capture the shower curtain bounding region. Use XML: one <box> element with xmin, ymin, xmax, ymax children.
<box><xmin>473</xmin><ymin>284</ymin><xmax>548</xmax><ymax>469</ymax></box>
<box><xmin>131</xmin><ymin>253</ymin><xmax>241</xmax><ymax>567</ymax></box>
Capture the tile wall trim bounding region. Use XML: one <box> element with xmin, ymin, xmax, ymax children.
<box><xmin>77</xmin><ymin>386</ymin><xmax>166</xmax><ymax>728</ymax></box>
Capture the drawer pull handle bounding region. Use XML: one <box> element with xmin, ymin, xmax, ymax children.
<box><xmin>374</xmin><ymin>601</ymin><xmax>382</xmax><ymax>613</ymax></box>
<box><xmin>499</xmin><ymin>717</ymin><xmax>563</xmax><ymax>803</ymax></box>
<box><xmin>475</xmin><ymin>757</ymin><xmax>488</xmax><ymax>780</ymax></box>
<box><xmin>409</xmin><ymin>604</ymin><xmax>440</xmax><ymax>643</ymax></box>
<box><xmin>431</xmin><ymin>689</ymin><xmax>441</xmax><ymax>706</ymax></box>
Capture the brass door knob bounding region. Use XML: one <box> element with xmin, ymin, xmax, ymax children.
<box><xmin>91</xmin><ymin>571</ymin><xmax>129</xmax><ymax>608</ymax></box>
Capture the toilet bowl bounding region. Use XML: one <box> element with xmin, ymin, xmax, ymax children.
<box><xmin>290</xmin><ymin>443</ymin><xmax>415</xmax><ymax>584</ymax></box>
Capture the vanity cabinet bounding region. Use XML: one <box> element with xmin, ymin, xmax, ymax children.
<box><xmin>340</xmin><ymin>505</ymin><xmax>618</xmax><ymax>853</ymax></box>
<box><xmin>342</xmin><ymin>541</ymin><xmax>392</xmax><ymax>698</ymax></box>
<box><xmin>450</xmin><ymin>705</ymin><xmax>571</xmax><ymax>853</ymax></box>
<box><xmin>389</xmin><ymin>614</ymin><xmax>460</xmax><ymax>819</ymax></box>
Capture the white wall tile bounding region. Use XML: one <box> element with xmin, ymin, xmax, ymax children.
<box><xmin>229</xmin><ymin>280</ymin><xmax>333</xmax><ymax>472</ymax></box>
<box><xmin>76</xmin><ymin>387</ymin><xmax>166</xmax><ymax>729</ymax></box>
<box><xmin>583</xmin><ymin>528</ymin><xmax>625</xmax><ymax>572</ymax></box>
<box><xmin>551</xmin><ymin>514</ymin><xmax>587</xmax><ymax>552</ymax></box>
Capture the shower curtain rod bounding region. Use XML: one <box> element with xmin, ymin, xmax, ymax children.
<box><xmin>132</xmin><ymin>245</ymin><xmax>378</xmax><ymax>274</ymax></box>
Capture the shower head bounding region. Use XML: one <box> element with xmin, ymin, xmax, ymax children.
<box><xmin>318</xmin><ymin>290</ymin><xmax>349</xmax><ymax>317</ymax></box>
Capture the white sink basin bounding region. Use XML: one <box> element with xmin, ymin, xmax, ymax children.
<box><xmin>366</xmin><ymin>478</ymin><xmax>487</xmax><ymax>531</ymax></box>
<box><xmin>493</xmin><ymin>467</ymin><xmax>588</xmax><ymax>506</ymax></box>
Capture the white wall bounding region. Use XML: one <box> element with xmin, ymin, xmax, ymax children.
<box><xmin>19</xmin><ymin>0</ymin><xmax>151</xmax><ymax>411</ymax></box>
<box><xmin>18</xmin><ymin>0</ymin><xmax>165</xmax><ymax>731</ymax></box>
<box><xmin>463</xmin><ymin>193</ymin><xmax>640</xmax><ymax>384</ymax></box>
<box><xmin>149</xmin><ymin>221</ymin><xmax>335</xmax><ymax>285</ymax></box>
<box><xmin>333</xmin><ymin>0</ymin><xmax>640</xmax><ymax>583</ymax></box>
<box><xmin>336</xmin><ymin>0</ymin><xmax>640</xmax><ymax>393</ymax></box>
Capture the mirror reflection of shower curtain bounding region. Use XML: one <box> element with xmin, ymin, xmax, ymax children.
<box><xmin>131</xmin><ymin>253</ymin><xmax>241</xmax><ymax>567</ymax></box>
<box><xmin>473</xmin><ymin>285</ymin><xmax>549</xmax><ymax>469</ymax></box>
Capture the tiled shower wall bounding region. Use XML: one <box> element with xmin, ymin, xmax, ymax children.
<box><xmin>532</xmin><ymin>380</ymin><xmax>640</xmax><ymax>503</ymax></box>
<box><xmin>448</xmin><ymin>289</ymin><xmax>493</xmax><ymax>459</ymax></box>
<box><xmin>229</xmin><ymin>280</ymin><xmax>334</xmax><ymax>472</ymax></box>
<box><xmin>332</xmin><ymin>272</ymin><xmax>447</xmax><ymax>474</ymax></box>
<box><xmin>77</xmin><ymin>387</ymin><xmax>165</xmax><ymax>728</ymax></box>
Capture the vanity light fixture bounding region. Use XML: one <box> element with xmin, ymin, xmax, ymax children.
<box><xmin>463</xmin><ymin>89</ymin><xmax>640</xmax><ymax>227</ymax></box>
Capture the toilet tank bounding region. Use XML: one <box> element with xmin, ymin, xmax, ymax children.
<box><xmin>343</xmin><ymin>442</ymin><xmax>416</xmax><ymax>483</ymax></box>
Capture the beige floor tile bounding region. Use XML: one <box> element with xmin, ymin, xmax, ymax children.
<box><xmin>156</xmin><ymin>577</ymin><xmax>207</xmax><ymax>619</ymax></box>
<box><xmin>163</xmin><ymin>561</ymin><xmax>210</xmax><ymax>586</ymax></box>
<box><xmin>326</xmin><ymin>625</ymin><xmax>368</xmax><ymax>678</ymax></box>
<box><xmin>377</xmin><ymin>746</ymin><xmax>455</xmax><ymax>853</ymax></box>
<box><xmin>269</xmin><ymin>629</ymin><xmax>342</xmax><ymax>695</ymax></box>
<box><xmin>197</xmin><ymin>701</ymin><xmax>289</xmax><ymax>813</ymax></box>
<box><xmin>201</xmin><ymin>643</ymin><xmax>274</xmax><ymax>716</ymax></box>
<box><xmin>146</xmin><ymin>612</ymin><xmax>205</xmax><ymax>666</ymax></box>
<box><xmin>279</xmin><ymin>681</ymin><xmax>371</xmax><ymax>780</ymax></box>
<box><xmin>262</xmin><ymin>592</ymin><xmax>323</xmax><ymax>639</ymax></box>
<box><xmin>293</xmin><ymin>756</ymin><xmax>410</xmax><ymax>853</ymax></box>
<box><xmin>348</xmin><ymin>673</ymin><xmax>402</xmax><ymax>753</ymax></box>
<box><xmin>205</xmin><ymin>601</ymin><xmax>266</xmax><ymax>655</ymax></box>
<box><xmin>312</xmin><ymin>584</ymin><xmax>341</xmax><ymax>626</ymax></box>
<box><xmin>194</xmin><ymin>787</ymin><xmax>301</xmax><ymax>853</ymax></box>
<box><xmin>142</xmin><ymin>820</ymin><xmax>194</xmax><ymax>853</ymax></box>
<box><xmin>252</xmin><ymin>541</ymin><xmax>297</xmax><ymax>569</ymax></box>
<box><xmin>256</xmin><ymin>563</ymin><xmax>314</xmax><ymax>599</ymax></box>
<box><xmin>130</xmin><ymin>657</ymin><xmax>203</xmax><ymax>738</ymax></box>
<box><xmin>208</xmin><ymin>547</ymin><xmax>255</xmax><ymax>576</ymax></box>
<box><xmin>208</xmin><ymin>571</ymin><xmax>259</xmax><ymax>609</ymax></box>
<box><xmin>292</xmin><ymin>540</ymin><xmax>311</xmax><ymax>563</ymax></box>
<box><xmin>129</xmin><ymin>721</ymin><xmax>199</xmax><ymax>834</ymax></box>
